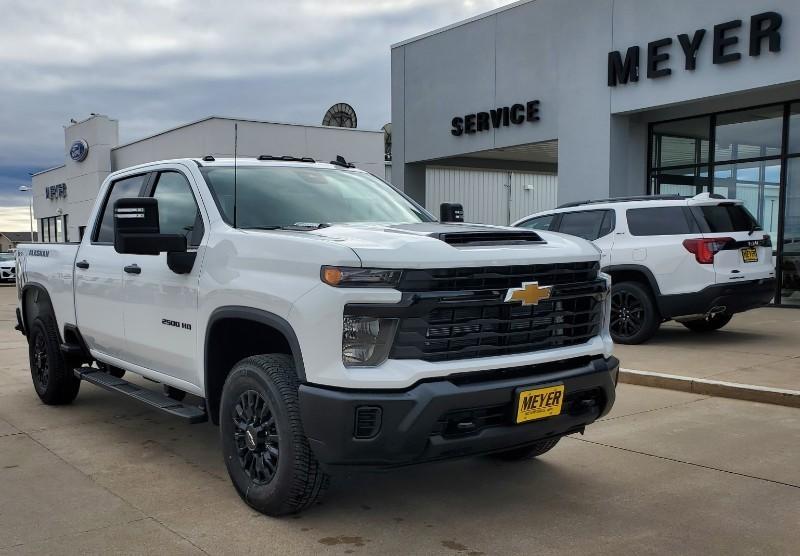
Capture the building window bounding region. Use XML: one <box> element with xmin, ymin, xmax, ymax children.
<box><xmin>649</xmin><ymin>101</ymin><xmax>800</xmax><ymax>306</ymax></box>
<box><xmin>39</xmin><ymin>215</ymin><xmax>68</xmax><ymax>243</ymax></box>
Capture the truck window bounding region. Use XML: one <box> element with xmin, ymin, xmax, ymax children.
<box><xmin>94</xmin><ymin>174</ymin><xmax>148</xmax><ymax>243</ymax></box>
<box><xmin>626</xmin><ymin>206</ymin><xmax>698</xmax><ymax>236</ymax></box>
<box><xmin>557</xmin><ymin>210</ymin><xmax>614</xmax><ymax>241</ymax></box>
<box><xmin>151</xmin><ymin>172</ymin><xmax>204</xmax><ymax>247</ymax></box>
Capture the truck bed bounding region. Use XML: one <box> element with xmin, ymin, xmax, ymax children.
<box><xmin>16</xmin><ymin>243</ymin><xmax>80</xmax><ymax>331</ymax></box>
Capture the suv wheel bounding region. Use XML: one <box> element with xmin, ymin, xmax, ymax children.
<box><xmin>681</xmin><ymin>313</ymin><xmax>732</xmax><ymax>332</ymax></box>
<box><xmin>220</xmin><ymin>354</ymin><xmax>329</xmax><ymax>516</ymax></box>
<box><xmin>28</xmin><ymin>316</ymin><xmax>81</xmax><ymax>405</ymax></box>
<box><xmin>491</xmin><ymin>438</ymin><xmax>560</xmax><ymax>461</ymax></box>
<box><xmin>610</xmin><ymin>281</ymin><xmax>660</xmax><ymax>345</ymax></box>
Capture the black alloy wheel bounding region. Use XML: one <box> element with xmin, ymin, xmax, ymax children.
<box><xmin>232</xmin><ymin>390</ymin><xmax>280</xmax><ymax>485</ymax></box>
<box><xmin>31</xmin><ymin>330</ymin><xmax>49</xmax><ymax>391</ymax></box>
<box><xmin>611</xmin><ymin>290</ymin><xmax>645</xmax><ymax>339</ymax></box>
<box><xmin>609</xmin><ymin>281</ymin><xmax>660</xmax><ymax>345</ymax></box>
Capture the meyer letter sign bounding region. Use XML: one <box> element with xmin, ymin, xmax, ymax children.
<box><xmin>608</xmin><ymin>11</ymin><xmax>782</xmax><ymax>87</ymax></box>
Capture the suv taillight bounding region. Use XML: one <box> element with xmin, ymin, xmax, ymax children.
<box><xmin>682</xmin><ymin>237</ymin><xmax>734</xmax><ymax>264</ymax></box>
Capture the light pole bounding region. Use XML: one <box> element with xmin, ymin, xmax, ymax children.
<box><xmin>18</xmin><ymin>186</ymin><xmax>34</xmax><ymax>243</ymax></box>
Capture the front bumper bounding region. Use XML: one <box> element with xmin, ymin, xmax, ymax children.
<box><xmin>299</xmin><ymin>355</ymin><xmax>618</xmax><ymax>468</ymax></box>
<box><xmin>658</xmin><ymin>278</ymin><xmax>775</xmax><ymax>319</ymax></box>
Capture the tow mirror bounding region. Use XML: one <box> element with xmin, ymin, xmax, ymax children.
<box><xmin>440</xmin><ymin>202</ymin><xmax>464</xmax><ymax>223</ymax></box>
<box><xmin>113</xmin><ymin>198</ymin><xmax>186</xmax><ymax>255</ymax></box>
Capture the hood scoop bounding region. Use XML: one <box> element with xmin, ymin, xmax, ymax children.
<box><xmin>437</xmin><ymin>230</ymin><xmax>544</xmax><ymax>246</ymax></box>
<box><xmin>381</xmin><ymin>223</ymin><xmax>545</xmax><ymax>246</ymax></box>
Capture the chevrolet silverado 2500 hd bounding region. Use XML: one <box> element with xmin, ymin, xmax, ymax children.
<box><xmin>15</xmin><ymin>156</ymin><xmax>618</xmax><ymax>515</ymax></box>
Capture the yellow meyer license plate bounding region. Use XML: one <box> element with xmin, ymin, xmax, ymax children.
<box><xmin>741</xmin><ymin>247</ymin><xmax>758</xmax><ymax>263</ymax></box>
<box><xmin>516</xmin><ymin>385</ymin><xmax>564</xmax><ymax>424</ymax></box>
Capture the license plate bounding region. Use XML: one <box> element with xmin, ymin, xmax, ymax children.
<box><xmin>741</xmin><ymin>247</ymin><xmax>758</xmax><ymax>263</ymax></box>
<box><xmin>515</xmin><ymin>384</ymin><xmax>564</xmax><ymax>424</ymax></box>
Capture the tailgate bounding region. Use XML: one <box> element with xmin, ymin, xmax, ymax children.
<box><xmin>688</xmin><ymin>202</ymin><xmax>775</xmax><ymax>284</ymax></box>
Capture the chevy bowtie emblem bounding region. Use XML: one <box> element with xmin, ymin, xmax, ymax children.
<box><xmin>504</xmin><ymin>281</ymin><xmax>552</xmax><ymax>306</ymax></box>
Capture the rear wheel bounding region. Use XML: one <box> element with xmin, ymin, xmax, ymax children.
<box><xmin>681</xmin><ymin>313</ymin><xmax>732</xmax><ymax>332</ymax></box>
<box><xmin>220</xmin><ymin>354</ymin><xmax>328</xmax><ymax>516</ymax></box>
<box><xmin>28</xmin><ymin>316</ymin><xmax>81</xmax><ymax>405</ymax></box>
<box><xmin>491</xmin><ymin>438</ymin><xmax>560</xmax><ymax>461</ymax></box>
<box><xmin>610</xmin><ymin>281</ymin><xmax>660</xmax><ymax>345</ymax></box>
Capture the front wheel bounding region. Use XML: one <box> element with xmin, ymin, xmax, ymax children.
<box><xmin>220</xmin><ymin>354</ymin><xmax>329</xmax><ymax>516</ymax></box>
<box><xmin>610</xmin><ymin>281</ymin><xmax>660</xmax><ymax>345</ymax></box>
<box><xmin>681</xmin><ymin>313</ymin><xmax>732</xmax><ymax>332</ymax></box>
<box><xmin>28</xmin><ymin>316</ymin><xmax>81</xmax><ymax>405</ymax></box>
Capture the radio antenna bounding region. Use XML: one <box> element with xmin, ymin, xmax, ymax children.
<box><xmin>233</xmin><ymin>123</ymin><xmax>238</xmax><ymax>228</ymax></box>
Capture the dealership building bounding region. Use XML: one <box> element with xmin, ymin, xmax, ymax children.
<box><xmin>391</xmin><ymin>0</ymin><xmax>800</xmax><ymax>304</ymax></box>
<box><xmin>31</xmin><ymin>114</ymin><xmax>385</xmax><ymax>243</ymax></box>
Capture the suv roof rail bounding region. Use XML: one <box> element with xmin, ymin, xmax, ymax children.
<box><xmin>256</xmin><ymin>155</ymin><xmax>315</xmax><ymax>163</ymax></box>
<box><xmin>557</xmin><ymin>194</ymin><xmax>686</xmax><ymax>208</ymax></box>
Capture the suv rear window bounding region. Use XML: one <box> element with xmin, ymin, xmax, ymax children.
<box><xmin>626</xmin><ymin>207</ymin><xmax>698</xmax><ymax>236</ymax></box>
<box><xmin>693</xmin><ymin>204</ymin><xmax>761</xmax><ymax>233</ymax></box>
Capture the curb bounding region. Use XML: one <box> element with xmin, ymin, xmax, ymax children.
<box><xmin>618</xmin><ymin>368</ymin><xmax>800</xmax><ymax>408</ymax></box>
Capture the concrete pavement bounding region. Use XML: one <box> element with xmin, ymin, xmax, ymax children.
<box><xmin>615</xmin><ymin>307</ymin><xmax>800</xmax><ymax>392</ymax></box>
<box><xmin>0</xmin><ymin>286</ymin><xmax>798</xmax><ymax>554</ymax></box>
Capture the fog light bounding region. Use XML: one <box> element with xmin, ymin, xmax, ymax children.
<box><xmin>342</xmin><ymin>315</ymin><xmax>398</xmax><ymax>367</ymax></box>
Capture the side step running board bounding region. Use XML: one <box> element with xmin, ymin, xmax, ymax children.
<box><xmin>74</xmin><ymin>368</ymin><xmax>207</xmax><ymax>424</ymax></box>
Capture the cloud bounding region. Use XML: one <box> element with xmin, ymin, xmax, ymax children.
<box><xmin>0</xmin><ymin>207</ymin><xmax>34</xmax><ymax>232</ymax></box>
<box><xmin>0</xmin><ymin>0</ymin><xmax>510</xmax><ymax>170</ymax></box>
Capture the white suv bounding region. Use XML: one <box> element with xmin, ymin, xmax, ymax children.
<box><xmin>514</xmin><ymin>193</ymin><xmax>776</xmax><ymax>344</ymax></box>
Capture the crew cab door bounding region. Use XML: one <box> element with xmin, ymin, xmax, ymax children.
<box><xmin>119</xmin><ymin>168</ymin><xmax>206</xmax><ymax>385</ymax></box>
<box><xmin>74</xmin><ymin>173</ymin><xmax>149</xmax><ymax>359</ymax></box>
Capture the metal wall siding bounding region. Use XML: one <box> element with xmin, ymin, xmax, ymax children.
<box><xmin>425</xmin><ymin>167</ymin><xmax>557</xmax><ymax>225</ymax></box>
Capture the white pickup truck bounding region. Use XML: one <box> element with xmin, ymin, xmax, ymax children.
<box><xmin>15</xmin><ymin>156</ymin><xmax>617</xmax><ymax>515</ymax></box>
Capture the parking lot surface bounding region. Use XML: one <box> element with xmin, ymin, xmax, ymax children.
<box><xmin>0</xmin><ymin>286</ymin><xmax>798</xmax><ymax>555</ymax></box>
<box><xmin>615</xmin><ymin>307</ymin><xmax>800</xmax><ymax>391</ymax></box>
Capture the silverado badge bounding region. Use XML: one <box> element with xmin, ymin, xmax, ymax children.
<box><xmin>504</xmin><ymin>281</ymin><xmax>552</xmax><ymax>306</ymax></box>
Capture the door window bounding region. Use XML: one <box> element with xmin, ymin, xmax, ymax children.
<box><xmin>94</xmin><ymin>174</ymin><xmax>148</xmax><ymax>243</ymax></box>
<box><xmin>557</xmin><ymin>210</ymin><xmax>614</xmax><ymax>241</ymax></box>
<box><xmin>151</xmin><ymin>172</ymin><xmax>204</xmax><ymax>247</ymax></box>
<box><xmin>518</xmin><ymin>214</ymin><xmax>555</xmax><ymax>231</ymax></box>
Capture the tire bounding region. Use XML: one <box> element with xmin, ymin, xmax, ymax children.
<box><xmin>28</xmin><ymin>316</ymin><xmax>81</xmax><ymax>405</ymax></box>
<box><xmin>491</xmin><ymin>438</ymin><xmax>561</xmax><ymax>461</ymax></box>
<box><xmin>681</xmin><ymin>313</ymin><xmax>732</xmax><ymax>332</ymax></box>
<box><xmin>220</xmin><ymin>354</ymin><xmax>329</xmax><ymax>516</ymax></box>
<box><xmin>610</xmin><ymin>281</ymin><xmax>660</xmax><ymax>345</ymax></box>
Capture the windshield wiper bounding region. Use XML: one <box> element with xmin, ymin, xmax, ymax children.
<box><xmin>245</xmin><ymin>223</ymin><xmax>331</xmax><ymax>231</ymax></box>
<box><xmin>748</xmin><ymin>221</ymin><xmax>760</xmax><ymax>236</ymax></box>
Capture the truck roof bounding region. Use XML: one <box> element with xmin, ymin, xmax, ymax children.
<box><xmin>106</xmin><ymin>156</ymin><xmax>364</xmax><ymax>181</ymax></box>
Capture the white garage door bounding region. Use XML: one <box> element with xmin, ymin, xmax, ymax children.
<box><xmin>425</xmin><ymin>166</ymin><xmax>558</xmax><ymax>225</ymax></box>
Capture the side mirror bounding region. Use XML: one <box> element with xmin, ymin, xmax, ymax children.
<box><xmin>113</xmin><ymin>198</ymin><xmax>187</xmax><ymax>255</ymax></box>
<box><xmin>440</xmin><ymin>202</ymin><xmax>464</xmax><ymax>223</ymax></box>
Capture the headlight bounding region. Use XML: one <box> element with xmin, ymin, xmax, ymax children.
<box><xmin>321</xmin><ymin>266</ymin><xmax>401</xmax><ymax>288</ymax></box>
<box><xmin>342</xmin><ymin>315</ymin><xmax>398</xmax><ymax>367</ymax></box>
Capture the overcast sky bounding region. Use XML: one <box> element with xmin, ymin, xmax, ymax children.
<box><xmin>0</xmin><ymin>0</ymin><xmax>509</xmax><ymax>230</ymax></box>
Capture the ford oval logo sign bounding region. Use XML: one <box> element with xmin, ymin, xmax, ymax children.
<box><xmin>69</xmin><ymin>139</ymin><xmax>89</xmax><ymax>162</ymax></box>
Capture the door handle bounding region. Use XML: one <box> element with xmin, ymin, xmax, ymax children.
<box><xmin>75</xmin><ymin>260</ymin><xmax>90</xmax><ymax>269</ymax></box>
<box><xmin>123</xmin><ymin>264</ymin><xmax>141</xmax><ymax>275</ymax></box>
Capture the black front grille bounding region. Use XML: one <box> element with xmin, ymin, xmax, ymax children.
<box><xmin>397</xmin><ymin>261</ymin><xmax>599</xmax><ymax>292</ymax></box>
<box><xmin>390</xmin><ymin>262</ymin><xmax>605</xmax><ymax>362</ymax></box>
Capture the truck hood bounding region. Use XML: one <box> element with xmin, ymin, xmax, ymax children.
<box><xmin>305</xmin><ymin>222</ymin><xmax>600</xmax><ymax>268</ymax></box>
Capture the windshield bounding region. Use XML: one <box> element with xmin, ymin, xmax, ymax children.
<box><xmin>0</xmin><ymin>253</ymin><xmax>14</xmax><ymax>262</ymax></box>
<box><xmin>201</xmin><ymin>166</ymin><xmax>433</xmax><ymax>228</ymax></box>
